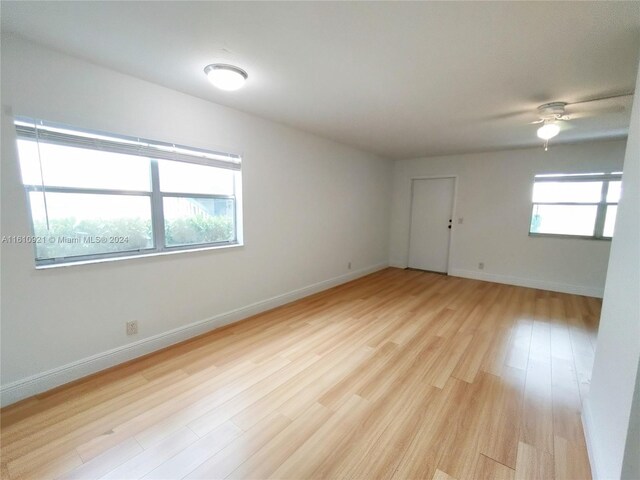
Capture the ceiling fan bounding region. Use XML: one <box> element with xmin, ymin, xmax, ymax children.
<box><xmin>531</xmin><ymin>93</ymin><xmax>634</xmax><ymax>151</ymax></box>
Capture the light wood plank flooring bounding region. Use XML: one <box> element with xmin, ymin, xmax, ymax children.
<box><xmin>0</xmin><ymin>268</ymin><xmax>600</xmax><ymax>480</ymax></box>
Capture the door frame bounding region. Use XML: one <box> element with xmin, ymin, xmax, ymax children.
<box><xmin>406</xmin><ymin>175</ymin><xmax>459</xmax><ymax>274</ymax></box>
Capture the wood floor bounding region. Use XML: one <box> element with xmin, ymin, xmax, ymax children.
<box><xmin>0</xmin><ymin>268</ymin><xmax>600</xmax><ymax>480</ymax></box>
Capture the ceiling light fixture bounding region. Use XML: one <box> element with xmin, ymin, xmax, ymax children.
<box><xmin>536</xmin><ymin>122</ymin><xmax>560</xmax><ymax>151</ymax></box>
<box><xmin>536</xmin><ymin>122</ymin><xmax>560</xmax><ymax>140</ymax></box>
<box><xmin>204</xmin><ymin>64</ymin><xmax>248</xmax><ymax>91</ymax></box>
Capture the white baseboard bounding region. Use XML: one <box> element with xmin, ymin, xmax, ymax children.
<box><xmin>449</xmin><ymin>268</ymin><xmax>604</xmax><ymax>298</ymax></box>
<box><xmin>582</xmin><ymin>400</ymin><xmax>605</xmax><ymax>479</ymax></box>
<box><xmin>0</xmin><ymin>262</ymin><xmax>388</xmax><ymax>407</ymax></box>
<box><xmin>388</xmin><ymin>261</ymin><xmax>408</xmax><ymax>269</ymax></box>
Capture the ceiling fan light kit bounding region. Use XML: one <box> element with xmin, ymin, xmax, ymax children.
<box><xmin>537</xmin><ymin>122</ymin><xmax>560</xmax><ymax>151</ymax></box>
<box><xmin>535</xmin><ymin>102</ymin><xmax>567</xmax><ymax>151</ymax></box>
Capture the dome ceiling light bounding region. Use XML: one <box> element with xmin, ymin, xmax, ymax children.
<box><xmin>204</xmin><ymin>64</ymin><xmax>248</xmax><ymax>91</ymax></box>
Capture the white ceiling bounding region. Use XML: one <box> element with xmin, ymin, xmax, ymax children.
<box><xmin>2</xmin><ymin>1</ymin><xmax>639</xmax><ymax>159</ymax></box>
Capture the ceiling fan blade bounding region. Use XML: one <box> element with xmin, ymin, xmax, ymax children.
<box><xmin>478</xmin><ymin>109</ymin><xmax>533</xmax><ymax>122</ymax></box>
<box><xmin>566</xmin><ymin>104</ymin><xmax>629</xmax><ymax>121</ymax></box>
<box><xmin>565</xmin><ymin>111</ymin><xmax>598</xmax><ymax>120</ymax></box>
<box><xmin>567</xmin><ymin>94</ymin><xmax>633</xmax><ymax>117</ymax></box>
<box><xmin>568</xmin><ymin>92</ymin><xmax>633</xmax><ymax>107</ymax></box>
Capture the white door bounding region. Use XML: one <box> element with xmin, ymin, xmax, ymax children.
<box><xmin>408</xmin><ymin>177</ymin><xmax>455</xmax><ymax>273</ymax></box>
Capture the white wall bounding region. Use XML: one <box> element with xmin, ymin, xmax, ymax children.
<box><xmin>585</xmin><ymin>63</ymin><xmax>640</xmax><ymax>480</ymax></box>
<box><xmin>621</xmin><ymin>361</ymin><xmax>640</xmax><ymax>480</ymax></box>
<box><xmin>0</xmin><ymin>35</ymin><xmax>392</xmax><ymax>404</ymax></box>
<box><xmin>390</xmin><ymin>140</ymin><xmax>627</xmax><ymax>297</ymax></box>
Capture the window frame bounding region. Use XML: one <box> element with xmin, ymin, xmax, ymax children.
<box><xmin>15</xmin><ymin>118</ymin><xmax>242</xmax><ymax>267</ymax></box>
<box><xmin>528</xmin><ymin>172</ymin><xmax>622</xmax><ymax>241</ymax></box>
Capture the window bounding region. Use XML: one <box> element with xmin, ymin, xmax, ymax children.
<box><xmin>529</xmin><ymin>172</ymin><xmax>621</xmax><ymax>239</ymax></box>
<box><xmin>14</xmin><ymin>118</ymin><xmax>242</xmax><ymax>266</ymax></box>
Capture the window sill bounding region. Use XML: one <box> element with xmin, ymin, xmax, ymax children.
<box><xmin>528</xmin><ymin>233</ymin><xmax>612</xmax><ymax>241</ymax></box>
<box><xmin>34</xmin><ymin>242</ymin><xmax>243</xmax><ymax>270</ymax></box>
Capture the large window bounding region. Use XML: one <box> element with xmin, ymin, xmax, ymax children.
<box><xmin>14</xmin><ymin>118</ymin><xmax>242</xmax><ymax>266</ymax></box>
<box><xmin>529</xmin><ymin>172</ymin><xmax>621</xmax><ymax>239</ymax></box>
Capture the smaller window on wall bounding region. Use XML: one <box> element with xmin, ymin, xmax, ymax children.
<box><xmin>529</xmin><ymin>172</ymin><xmax>622</xmax><ymax>240</ymax></box>
<box><xmin>14</xmin><ymin>117</ymin><xmax>242</xmax><ymax>266</ymax></box>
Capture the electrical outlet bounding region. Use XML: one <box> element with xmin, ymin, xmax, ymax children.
<box><xmin>126</xmin><ymin>321</ymin><xmax>138</xmax><ymax>336</ymax></box>
<box><xmin>348</xmin><ymin>261</ymin><xmax>352</xmax><ymax>270</ymax></box>
<box><xmin>478</xmin><ymin>262</ymin><xmax>484</xmax><ymax>270</ymax></box>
